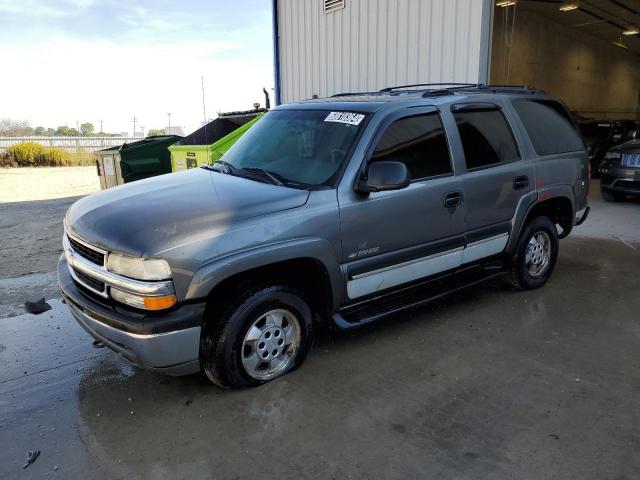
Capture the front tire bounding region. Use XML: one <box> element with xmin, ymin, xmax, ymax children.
<box><xmin>200</xmin><ymin>285</ymin><xmax>314</xmax><ymax>388</ymax></box>
<box><xmin>507</xmin><ymin>216</ymin><xmax>559</xmax><ymax>291</ymax></box>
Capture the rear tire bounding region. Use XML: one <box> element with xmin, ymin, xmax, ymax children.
<box><xmin>601</xmin><ymin>188</ymin><xmax>625</xmax><ymax>202</ymax></box>
<box><xmin>507</xmin><ymin>216</ymin><xmax>559</xmax><ymax>291</ymax></box>
<box><xmin>200</xmin><ymin>285</ymin><xmax>314</xmax><ymax>388</ymax></box>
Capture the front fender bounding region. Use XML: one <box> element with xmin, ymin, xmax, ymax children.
<box><xmin>185</xmin><ymin>237</ymin><xmax>344</xmax><ymax>309</ymax></box>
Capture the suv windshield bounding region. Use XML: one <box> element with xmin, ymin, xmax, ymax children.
<box><xmin>217</xmin><ymin>109</ymin><xmax>366</xmax><ymax>188</ymax></box>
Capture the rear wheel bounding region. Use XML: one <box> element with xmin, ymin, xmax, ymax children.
<box><xmin>200</xmin><ymin>285</ymin><xmax>314</xmax><ymax>388</ymax></box>
<box><xmin>601</xmin><ymin>188</ymin><xmax>625</xmax><ymax>202</ymax></box>
<box><xmin>507</xmin><ymin>216</ymin><xmax>559</xmax><ymax>291</ymax></box>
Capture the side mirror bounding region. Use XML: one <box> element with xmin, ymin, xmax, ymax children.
<box><xmin>356</xmin><ymin>161</ymin><xmax>410</xmax><ymax>193</ymax></box>
<box><xmin>628</xmin><ymin>130</ymin><xmax>638</xmax><ymax>140</ymax></box>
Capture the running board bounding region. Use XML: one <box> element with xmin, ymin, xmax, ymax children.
<box><xmin>333</xmin><ymin>263</ymin><xmax>505</xmax><ymax>330</ymax></box>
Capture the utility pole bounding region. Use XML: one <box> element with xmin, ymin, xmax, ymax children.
<box><xmin>201</xmin><ymin>76</ymin><xmax>207</xmax><ymax>124</ymax></box>
<box><xmin>141</xmin><ymin>126</ymin><xmax>145</xmax><ymax>137</ymax></box>
<box><xmin>167</xmin><ymin>112</ymin><xmax>171</xmax><ymax>135</ymax></box>
<box><xmin>132</xmin><ymin>116</ymin><xmax>137</xmax><ymax>137</ymax></box>
<box><xmin>99</xmin><ymin>119</ymin><xmax>103</xmax><ymax>134</ymax></box>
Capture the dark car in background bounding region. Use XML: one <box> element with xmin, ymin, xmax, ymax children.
<box><xmin>578</xmin><ymin>119</ymin><xmax>639</xmax><ymax>178</ymax></box>
<box><xmin>598</xmin><ymin>140</ymin><xmax>640</xmax><ymax>202</ymax></box>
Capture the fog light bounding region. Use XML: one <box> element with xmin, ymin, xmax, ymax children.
<box><xmin>110</xmin><ymin>288</ymin><xmax>177</xmax><ymax>311</ymax></box>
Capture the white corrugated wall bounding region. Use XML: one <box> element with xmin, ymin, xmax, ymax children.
<box><xmin>276</xmin><ymin>0</ymin><xmax>492</xmax><ymax>104</ymax></box>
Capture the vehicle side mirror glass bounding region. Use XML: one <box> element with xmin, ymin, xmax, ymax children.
<box><xmin>357</xmin><ymin>161</ymin><xmax>410</xmax><ymax>193</ymax></box>
<box><xmin>628</xmin><ymin>130</ymin><xmax>638</xmax><ymax>140</ymax></box>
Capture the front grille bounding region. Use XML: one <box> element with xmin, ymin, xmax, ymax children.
<box><xmin>72</xmin><ymin>267</ymin><xmax>106</xmax><ymax>293</ymax></box>
<box><xmin>68</xmin><ymin>236</ymin><xmax>105</xmax><ymax>266</ymax></box>
<box><xmin>616</xmin><ymin>180</ymin><xmax>640</xmax><ymax>191</ymax></box>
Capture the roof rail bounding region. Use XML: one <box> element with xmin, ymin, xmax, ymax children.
<box><xmin>331</xmin><ymin>91</ymin><xmax>385</xmax><ymax>97</ymax></box>
<box><xmin>467</xmin><ymin>84</ymin><xmax>545</xmax><ymax>94</ymax></box>
<box><xmin>380</xmin><ymin>83</ymin><xmax>479</xmax><ymax>92</ymax></box>
<box><xmin>329</xmin><ymin>84</ymin><xmax>545</xmax><ymax>99</ymax></box>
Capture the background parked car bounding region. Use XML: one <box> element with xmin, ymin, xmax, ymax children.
<box><xmin>598</xmin><ymin>139</ymin><xmax>640</xmax><ymax>202</ymax></box>
<box><xmin>578</xmin><ymin>119</ymin><xmax>639</xmax><ymax>178</ymax></box>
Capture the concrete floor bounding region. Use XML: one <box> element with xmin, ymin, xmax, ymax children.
<box><xmin>1</xmin><ymin>185</ymin><xmax>639</xmax><ymax>479</ymax></box>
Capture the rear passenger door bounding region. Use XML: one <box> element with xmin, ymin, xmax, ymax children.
<box><xmin>450</xmin><ymin>103</ymin><xmax>533</xmax><ymax>257</ymax></box>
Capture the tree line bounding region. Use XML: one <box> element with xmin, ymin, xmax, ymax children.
<box><xmin>0</xmin><ymin>119</ymin><xmax>166</xmax><ymax>137</ymax></box>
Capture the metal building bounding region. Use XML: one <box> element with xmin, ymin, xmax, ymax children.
<box><xmin>272</xmin><ymin>0</ymin><xmax>493</xmax><ymax>104</ymax></box>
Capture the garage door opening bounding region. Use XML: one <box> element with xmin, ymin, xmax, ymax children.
<box><xmin>490</xmin><ymin>0</ymin><xmax>640</xmax><ymax>122</ymax></box>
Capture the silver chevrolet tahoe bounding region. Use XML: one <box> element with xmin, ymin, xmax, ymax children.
<box><xmin>58</xmin><ymin>84</ymin><xmax>590</xmax><ymax>388</ymax></box>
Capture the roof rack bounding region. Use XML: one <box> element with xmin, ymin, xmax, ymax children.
<box><xmin>331</xmin><ymin>91</ymin><xmax>386</xmax><ymax>98</ymax></box>
<box><xmin>330</xmin><ymin>84</ymin><xmax>545</xmax><ymax>99</ymax></box>
<box><xmin>380</xmin><ymin>83</ymin><xmax>479</xmax><ymax>92</ymax></box>
<box><xmin>468</xmin><ymin>84</ymin><xmax>544</xmax><ymax>94</ymax></box>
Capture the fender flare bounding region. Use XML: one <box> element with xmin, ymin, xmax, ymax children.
<box><xmin>185</xmin><ymin>237</ymin><xmax>343</xmax><ymax>308</ymax></box>
<box><xmin>507</xmin><ymin>186</ymin><xmax>575</xmax><ymax>254</ymax></box>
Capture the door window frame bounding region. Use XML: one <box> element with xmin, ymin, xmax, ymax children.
<box><xmin>450</xmin><ymin>102</ymin><xmax>522</xmax><ymax>172</ymax></box>
<box><xmin>355</xmin><ymin>106</ymin><xmax>456</xmax><ymax>189</ymax></box>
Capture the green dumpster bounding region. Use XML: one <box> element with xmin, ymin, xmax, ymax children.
<box><xmin>96</xmin><ymin>135</ymin><xmax>181</xmax><ymax>190</ymax></box>
<box><xmin>170</xmin><ymin>109</ymin><xmax>266</xmax><ymax>171</ymax></box>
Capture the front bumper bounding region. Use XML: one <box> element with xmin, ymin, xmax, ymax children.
<box><xmin>58</xmin><ymin>255</ymin><xmax>204</xmax><ymax>375</ymax></box>
<box><xmin>600</xmin><ymin>166</ymin><xmax>640</xmax><ymax>195</ymax></box>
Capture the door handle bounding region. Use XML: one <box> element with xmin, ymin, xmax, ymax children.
<box><xmin>513</xmin><ymin>175</ymin><xmax>529</xmax><ymax>190</ymax></box>
<box><xmin>443</xmin><ymin>191</ymin><xmax>464</xmax><ymax>208</ymax></box>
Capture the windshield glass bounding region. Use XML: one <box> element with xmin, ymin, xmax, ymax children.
<box><xmin>218</xmin><ymin>109</ymin><xmax>366</xmax><ymax>187</ymax></box>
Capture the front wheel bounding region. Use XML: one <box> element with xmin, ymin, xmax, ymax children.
<box><xmin>507</xmin><ymin>216</ymin><xmax>559</xmax><ymax>290</ymax></box>
<box><xmin>200</xmin><ymin>285</ymin><xmax>314</xmax><ymax>388</ymax></box>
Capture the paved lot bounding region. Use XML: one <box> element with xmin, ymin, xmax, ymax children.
<box><xmin>0</xmin><ymin>175</ymin><xmax>639</xmax><ymax>479</ymax></box>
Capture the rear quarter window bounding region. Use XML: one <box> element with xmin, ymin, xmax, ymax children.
<box><xmin>513</xmin><ymin>100</ymin><xmax>584</xmax><ymax>156</ymax></box>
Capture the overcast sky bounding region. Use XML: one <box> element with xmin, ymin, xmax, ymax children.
<box><xmin>0</xmin><ymin>0</ymin><xmax>274</xmax><ymax>135</ymax></box>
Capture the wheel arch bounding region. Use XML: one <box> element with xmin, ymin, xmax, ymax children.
<box><xmin>507</xmin><ymin>188</ymin><xmax>575</xmax><ymax>253</ymax></box>
<box><xmin>186</xmin><ymin>238</ymin><xmax>342</xmax><ymax>324</ymax></box>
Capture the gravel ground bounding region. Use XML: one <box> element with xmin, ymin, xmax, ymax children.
<box><xmin>0</xmin><ymin>166</ymin><xmax>99</xmax><ymax>203</ymax></box>
<box><xmin>0</xmin><ymin>167</ymin><xmax>100</xmax><ymax>316</ymax></box>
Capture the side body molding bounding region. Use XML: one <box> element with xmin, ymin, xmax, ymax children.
<box><xmin>185</xmin><ymin>237</ymin><xmax>344</xmax><ymax>308</ymax></box>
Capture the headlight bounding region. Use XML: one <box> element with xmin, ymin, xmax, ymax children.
<box><xmin>110</xmin><ymin>288</ymin><xmax>177</xmax><ymax>311</ymax></box>
<box><xmin>604</xmin><ymin>151</ymin><xmax>621</xmax><ymax>160</ymax></box>
<box><xmin>107</xmin><ymin>254</ymin><xmax>172</xmax><ymax>280</ymax></box>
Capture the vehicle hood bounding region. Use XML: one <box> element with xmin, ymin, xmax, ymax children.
<box><xmin>66</xmin><ymin>168</ymin><xmax>309</xmax><ymax>256</ymax></box>
<box><xmin>609</xmin><ymin>140</ymin><xmax>640</xmax><ymax>154</ymax></box>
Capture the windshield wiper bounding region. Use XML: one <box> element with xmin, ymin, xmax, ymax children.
<box><xmin>240</xmin><ymin>167</ymin><xmax>285</xmax><ymax>187</ymax></box>
<box><xmin>206</xmin><ymin>162</ymin><xmax>292</xmax><ymax>187</ymax></box>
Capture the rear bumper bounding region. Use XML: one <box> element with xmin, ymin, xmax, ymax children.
<box><xmin>58</xmin><ymin>255</ymin><xmax>204</xmax><ymax>375</ymax></box>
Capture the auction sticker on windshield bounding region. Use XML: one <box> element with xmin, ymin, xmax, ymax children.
<box><xmin>325</xmin><ymin>111</ymin><xmax>365</xmax><ymax>126</ymax></box>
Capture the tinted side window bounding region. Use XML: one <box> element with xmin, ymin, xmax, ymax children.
<box><xmin>513</xmin><ymin>100</ymin><xmax>584</xmax><ymax>155</ymax></box>
<box><xmin>453</xmin><ymin>109</ymin><xmax>519</xmax><ymax>169</ymax></box>
<box><xmin>371</xmin><ymin>114</ymin><xmax>452</xmax><ymax>180</ymax></box>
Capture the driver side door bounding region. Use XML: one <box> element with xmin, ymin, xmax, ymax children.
<box><xmin>338</xmin><ymin>108</ymin><xmax>466</xmax><ymax>301</ymax></box>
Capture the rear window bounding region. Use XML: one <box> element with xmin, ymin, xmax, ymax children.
<box><xmin>513</xmin><ymin>100</ymin><xmax>584</xmax><ymax>155</ymax></box>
